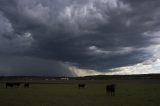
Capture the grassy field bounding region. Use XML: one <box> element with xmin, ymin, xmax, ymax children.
<box><xmin>0</xmin><ymin>79</ymin><xmax>160</xmax><ymax>106</ymax></box>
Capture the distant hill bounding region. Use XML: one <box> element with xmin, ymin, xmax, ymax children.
<box><xmin>73</xmin><ymin>74</ymin><xmax>160</xmax><ymax>80</ymax></box>
<box><xmin>0</xmin><ymin>74</ymin><xmax>160</xmax><ymax>80</ymax></box>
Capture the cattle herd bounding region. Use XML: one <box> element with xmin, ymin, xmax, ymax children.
<box><xmin>5</xmin><ymin>82</ymin><xmax>30</xmax><ymax>88</ymax></box>
<box><xmin>5</xmin><ymin>82</ymin><xmax>115</xmax><ymax>96</ymax></box>
<box><xmin>78</xmin><ymin>83</ymin><xmax>115</xmax><ymax>96</ymax></box>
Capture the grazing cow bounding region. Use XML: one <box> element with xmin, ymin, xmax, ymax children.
<box><xmin>24</xmin><ymin>83</ymin><xmax>30</xmax><ymax>88</ymax></box>
<box><xmin>6</xmin><ymin>82</ymin><xmax>14</xmax><ymax>88</ymax></box>
<box><xmin>6</xmin><ymin>82</ymin><xmax>21</xmax><ymax>88</ymax></box>
<box><xmin>14</xmin><ymin>83</ymin><xmax>21</xmax><ymax>87</ymax></box>
<box><xmin>106</xmin><ymin>84</ymin><xmax>115</xmax><ymax>96</ymax></box>
<box><xmin>78</xmin><ymin>84</ymin><xmax>86</xmax><ymax>88</ymax></box>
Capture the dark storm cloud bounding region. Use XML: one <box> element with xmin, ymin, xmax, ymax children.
<box><xmin>0</xmin><ymin>56</ymin><xmax>75</xmax><ymax>76</ymax></box>
<box><xmin>0</xmin><ymin>0</ymin><xmax>160</xmax><ymax>75</ymax></box>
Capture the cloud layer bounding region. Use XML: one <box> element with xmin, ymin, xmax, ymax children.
<box><xmin>0</xmin><ymin>0</ymin><xmax>160</xmax><ymax>76</ymax></box>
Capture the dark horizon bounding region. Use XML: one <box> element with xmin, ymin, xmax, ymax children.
<box><xmin>0</xmin><ymin>73</ymin><xmax>160</xmax><ymax>77</ymax></box>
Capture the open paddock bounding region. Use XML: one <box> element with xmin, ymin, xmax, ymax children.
<box><xmin>0</xmin><ymin>79</ymin><xmax>160</xmax><ymax>106</ymax></box>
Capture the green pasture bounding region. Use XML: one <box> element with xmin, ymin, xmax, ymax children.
<box><xmin>0</xmin><ymin>80</ymin><xmax>160</xmax><ymax>106</ymax></box>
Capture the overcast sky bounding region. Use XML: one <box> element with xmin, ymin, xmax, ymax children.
<box><xmin>0</xmin><ymin>0</ymin><xmax>160</xmax><ymax>76</ymax></box>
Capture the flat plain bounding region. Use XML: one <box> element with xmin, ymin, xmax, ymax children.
<box><xmin>0</xmin><ymin>79</ymin><xmax>160</xmax><ymax>106</ymax></box>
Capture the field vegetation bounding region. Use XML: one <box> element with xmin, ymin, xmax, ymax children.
<box><xmin>0</xmin><ymin>79</ymin><xmax>160</xmax><ymax>106</ymax></box>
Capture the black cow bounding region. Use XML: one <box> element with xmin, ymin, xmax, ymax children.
<box><xmin>6</xmin><ymin>83</ymin><xmax>14</xmax><ymax>88</ymax></box>
<box><xmin>78</xmin><ymin>84</ymin><xmax>86</xmax><ymax>88</ymax></box>
<box><xmin>14</xmin><ymin>83</ymin><xmax>21</xmax><ymax>87</ymax></box>
<box><xmin>24</xmin><ymin>83</ymin><xmax>30</xmax><ymax>88</ymax></box>
<box><xmin>6</xmin><ymin>82</ymin><xmax>21</xmax><ymax>88</ymax></box>
<box><xmin>106</xmin><ymin>84</ymin><xmax>115</xmax><ymax>96</ymax></box>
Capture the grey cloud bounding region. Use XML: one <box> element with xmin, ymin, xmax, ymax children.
<box><xmin>0</xmin><ymin>0</ymin><xmax>160</xmax><ymax>76</ymax></box>
<box><xmin>0</xmin><ymin>56</ymin><xmax>75</xmax><ymax>76</ymax></box>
